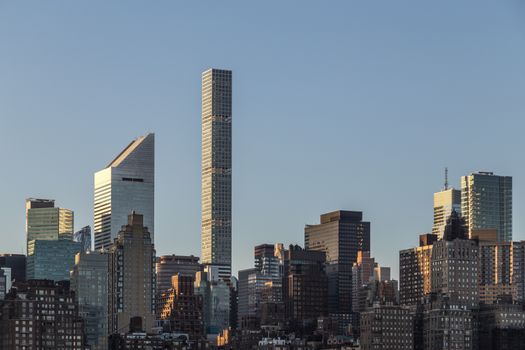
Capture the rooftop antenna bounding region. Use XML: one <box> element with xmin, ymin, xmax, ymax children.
<box><xmin>444</xmin><ymin>167</ymin><xmax>449</xmax><ymax>190</ymax></box>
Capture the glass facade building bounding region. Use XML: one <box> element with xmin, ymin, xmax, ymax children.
<box><xmin>70</xmin><ymin>251</ymin><xmax>109</xmax><ymax>350</ymax></box>
<box><xmin>26</xmin><ymin>238</ymin><xmax>82</xmax><ymax>281</ymax></box>
<box><xmin>25</xmin><ymin>198</ymin><xmax>74</xmax><ymax>251</ymax></box>
<box><xmin>201</xmin><ymin>68</ymin><xmax>232</xmax><ymax>281</ymax></box>
<box><xmin>94</xmin><ymin>133</ymin><xmax>155</xmax><ymax>250</ymax></box>
<box><xmin>461</xmin><ymin>171</ymin><xmax>512</xmax><ymax>241</ymax></box>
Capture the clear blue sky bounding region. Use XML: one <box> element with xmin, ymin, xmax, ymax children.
<box><xmin>1</xmin><ymin>1</ymin><xmax>524</xmax><ymax>278</ymax></box>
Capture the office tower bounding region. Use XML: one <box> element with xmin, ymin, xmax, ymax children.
<box><xmin>237</xmin><ymin>268</ymin><xmax>258</xmax><ymax>328</ymax></box>
<box><xmin>94</xmin><ymin>133</ymin><xmax>155</xmax><ymax>250</ymax></box>
<box><xmin>0</xmin><ymin>254</ymin><xmax>26</xmax><ymax>283</ymax></box>
<box><xmin>26</xmin><ymin>198</ymin><xmax>74</xmax><ymax>249</ymax></box>
<box><xmin>26</xmin><ymin>238</ymin><xmax>82</xmax><ymax>281</ymax></box>
<box><xmin>432</xmin><ymin>186</ymin><xmax>461</xmax><ymax>239</ymax></box>
<box><xmin>284</xmin><ymin>245</ymin><xmax>328</xmax><ymax>333</ymax></box>
<box><xmin>0</xmin><ymin>280</ymin><xmax>88</xmax><ymax>349</ymax></box>
<box><xmin>108</xmin><ymin>212</ymin><xmax>156</xmax><ymax>334</ymax></box>
<box><xmin>255</xmin><ymin>244</ymin><xmax>281</xmax><ymax>278</ymax></box>
<box><xmin>157</xmin><ymin>274</ymin><xmax>204</xmax><ymax>340</ymax></box>
<box><xmin>399</xmin><ymin>234</ymin><xmax>436</xmax><ymax>306</ymax></box>
<box><xmin>360</xmin><ymin>305</ymin><xmax>415</xmax><ymax>350</ymax></box>
<box><xmin>201</xmin><ymin>68</ymin><xmax>233</xmax><ymax>282</ymax></box>
<box><xmin>73</xmin><ymin>226</ymin><xmax>92</xmax><ymax>253</ymax></box>
<box><xmin>430</xmin><ymin>211</ymin><xmax>479</xmax><ymax>309</ymax></box>
<box><xmin>461</xmin><ymin>171</ymin><xmax>512</xmax><ymax>241</ymax></box>
<box><xmin>422</xmin><ymin>295</ymin><xmax>475</xmax><ymax>350</ymax></box>
<box><xmin>305</xmin><ymin>210</ymin><xmax>370</xmax><ymax>326</ymax></box>
<box><xmin>155</xmin><ymin>255</ymin><xmax>202</xmax><ymax>295</ymax></box>
<box><xmin>194</xmin><ymin>269</ymin><xmax>231</xmax><ymax>337</ymax></box>
<box><xmin>70</xmin><ymin>251</ymin><xmax>109</xmax><ymax>350</ymax></box>
<box><xmin>0</xmin><ymin>268</ymin><xmax>10</xmax><ymax>300</ymax></box>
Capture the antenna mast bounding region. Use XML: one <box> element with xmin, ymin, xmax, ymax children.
<box><xmin>444</xmin><ymin>167</ymin><xmax>449</xmax><ymax>190</ymax></box>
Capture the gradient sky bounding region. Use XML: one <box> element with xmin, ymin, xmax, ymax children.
<box><xmin>1</xmin><ymin>1</ymin><xmax>525</xmax><ymax>278</ymax></box>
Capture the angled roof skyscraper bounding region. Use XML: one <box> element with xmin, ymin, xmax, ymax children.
<box><xmin>94</xmin><ymin>133</ymin><xmax>154</xmax><ymax>250</ymax></box>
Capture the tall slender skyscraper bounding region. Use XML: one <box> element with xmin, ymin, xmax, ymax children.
<box><xmin>461</xmin><ymin>171</ymin><xmax>512</xmax><ymax>241</ymax></box>
<box><xmin>94</xmin><ymin>133</ymin><xmax>154</xmax><ymax>250</ymax></box>
<box><xmin>201</xmin><ymin>69</ymin><xmax>232</xmax><ymax>281</ymax></box>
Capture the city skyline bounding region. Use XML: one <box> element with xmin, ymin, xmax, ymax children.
<box><xmin>1</xmin><ymin>2</ymin><xmax>525</xmax><ymax>278</ymax></box>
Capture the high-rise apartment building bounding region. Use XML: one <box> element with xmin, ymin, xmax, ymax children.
<box><xmin>108</xmin><ymin>212</ymin><xmax>156</xmax><ymax>334</ymax></box>
<box><xmin>157</xmin><ymin>274</ymin><xmax>204</xmax><ymax>340</ymax></box>
<box><xmin>201</xmin><ymin>68</ymin><xmax>232</xmax><ymax>281</ymax></box>
<box><xmin>430</xmin><ymin>212</ymin><xmax>479</xmax><ymax>309</ymax></box>
<box><xmin>461</xmin><ymin>171</ymin><xmax>512</xmax><ymax>241</ymax></box>
<box><xmin>94</xmin><ymin>133</ymin><xmax>154</xmax><ymax>250</ymax></box>
<box><xmin>432</xmin><ymin>188</ymin><xmax>461</xmax><ymax>239</ymax></box>
<box><xmin>26</xmin><ymin>198</ymin><xmax>74</xmax><ymax>250</ymax></box>
<box><xmin>305</xmin><ymin>210</ymin><xmax>370</xmax><ymax>327</ymax></box>
<box><xmin>155</xmin><ymin>255</ymin><xmax>202</xmax><ymax>295</ymax></box>
<box><xmin>70</xmin><ymin>251</ymin><xmax>109</xmax><ymax>350</ymax></box>
<box><xmin>360</xmin><ymin>305</ymin><xmax>415</xmax><ymax>350</ymax></box>
<box><xmin>399</xmin><ymin>234</ymin><xmax>436</xmax><ymax>306</ymax></box>
<box><xmin>0</xmin><ymin>280</ymin><xmax>88</xmax><ymax>349</ymax></box>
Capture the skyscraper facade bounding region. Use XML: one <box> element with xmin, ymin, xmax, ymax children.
<box><xmin>108</xmin><ymin>212</ymin><xmax>156</xmax><ymax>334</ymax></box>
<box><xmin>461</xmin><ymin>171</ymin><xmax>512</xmax><ymax>241</ymax></box>
<box><xmin>399</xmin><ymin>234</ymin><xmax>436</xmax><ymax>306</ymax></box>
<box><xmin>155</xmin><ymin>255</ymin><xmax>202</xmax><ymax>295</ymax></box>
<box><xmin>201</xmin><ymin>68</ymin><xmax>232</xmax><ymax>281</ymax></box>
<box><xmin>94</xmin><ymin>133</ymin><xmax>154</xmax><ymax>250</ymax></box>
<box><xmin>305</xmin><ymin>210</ymin><xmax>370</xmax><ymax>327</ymax></box>
<box><xmin>26</xmin><ymin>198</ymin><xmax>74</xmax><ymax>249</ymax></box>
<box><xmin>430</xmin><ymin>212</ymin><xmax>479</xmax><ymax>309</ymax></box>
<box><xmin>432</xmin><ymin>188</ymin><xmax>461</xmax><ymax>239</ymax></box>
<box><xmin>70</xmin><ymin>251</ymin><xmax>109</xmax><ymax>350</ymax></box>
<box><xmin>26</xmin><ymin>238</ymin><xmax>82</xmax><ymax>281</ymax></box>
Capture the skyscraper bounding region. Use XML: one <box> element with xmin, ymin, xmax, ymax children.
<box><xmin>399</xmin><ymin>234</ymin><xmax>436</xmax><ymax>306</ymax></box>
<box><xmin>26</xmin><ymin>198</ymin><xmax>74</xmax><ymax>249</ymax></box>
<box><xmin>461</xmin><ymin>171</ymin><xmax>512</xmax><ymax>241</ymax></box>
<box><xmin>70</xmin><ymin>251</ymin><xmax>109</xmax><ymax>350</ymax></box>
<box><xmin>26</xmin><ymin>238</ymin><xmax>82</xmax><ymax>281</ymax></box>
<box><xmin>155</xmin><ymin>255</ymin><xmax>202</xmax><ymax>295</ymax></box>
<box><xmin>432</xmin><ymin>188</ymin><xmax>461</xmax><ymax>239</ymax></box>
<box><xmin>430</xmin><ymin>211</ymin><xmax>479</xmax><ymax>309</ymax></box>
<box><xmin>304</xmin><ymin>210</ymin><xmax>370</xmax><ymax>328</ymax></box>
<box><xmin>94</xmin><ymin>133</ymin><xmax>154</xmax><ymax>250</ymax></box>
<box><xmin>201</xmin><ymin>68</ymin><xmax>232</xmax><ymax>281</ymax></box>
<box><xmin>108</xmin><ymin>212</ymin><xmax>156</xmax><ymax>334</ymax></box>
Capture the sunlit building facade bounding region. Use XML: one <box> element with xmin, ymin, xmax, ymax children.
<box><xmin>94</xmin><ymin>133</ymin><xmax>154</xmax><ymax>250</ymax></box>
<box><xmin>432</xmin><ymin>188</ymin><xmax>461</xmax><ymax>239</ymax></box>
<box><xmin>201</xmin><ymin>68</ymin><xmax>232</xmax><ymax>281</ymax></box>
<box><xmin>26</xmin><ymin>198</ymin><xmax>74</xmax><ymax>250</ymax></box>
